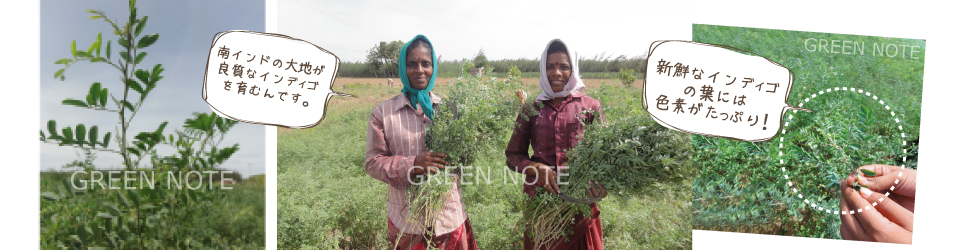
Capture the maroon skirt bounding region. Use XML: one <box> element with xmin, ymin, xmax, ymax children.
<box><xmin>388</xmin><ymin>218</ymin><xmax>478</xmax><ymax>250</ymax></box>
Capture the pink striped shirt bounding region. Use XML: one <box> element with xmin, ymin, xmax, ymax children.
<box><xmin>365</xmin><ymin>93</ymin><xmax>467</xmax><ymax>237</ymax></box>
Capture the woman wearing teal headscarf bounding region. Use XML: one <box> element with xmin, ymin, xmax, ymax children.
<box><xmin>365</xmin><ymin>35</ymin><xmax>478</xmax><ymax>250</ymax></box>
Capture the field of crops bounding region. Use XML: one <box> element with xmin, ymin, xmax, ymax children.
<box><xmin>690</xmin><ymin>24</ymin><xmax>924</xmax><ymax>238</ymax></box>
<box><xmin>277</xmin><ymin>75</ymin><xmax>691</xmax><ymax>249</ymax></box>
<box><xmin>40</xmin><ymin>171</ymin><xmax>266</xmax><ymax>249</ymax></box>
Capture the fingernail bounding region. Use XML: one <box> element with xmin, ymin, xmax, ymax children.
<box><xmin>860</xmin><ymin>187</ymin><xmax>872</xmax><ymax>198</ymax></box>
<box><xmin>856</xmin><ymin>175</ymin><xmax>869</xmax><ymax>186</ymax></box>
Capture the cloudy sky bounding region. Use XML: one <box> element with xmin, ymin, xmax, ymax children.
<box><xmin>40</xmin><ymin>0</ymin><xmax>267</xmax><ymax>177</ymax></box>
<box><xmin>278</xmin><ymin>0</ymin><xmax>692</xmax><ymax>62</ymax></box>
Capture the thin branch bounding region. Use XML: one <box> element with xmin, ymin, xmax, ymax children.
<box><xmin>41</xmin><ymin>140</ymin><xmax>123</xmax><ymax>154</ymax></box>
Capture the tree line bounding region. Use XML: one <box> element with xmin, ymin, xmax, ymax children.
<box><xmin>338</xmin><ymin>40</ymin><xmax>647</xmax><ymax>78</ymax></box>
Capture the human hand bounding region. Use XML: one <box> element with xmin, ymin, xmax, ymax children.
<box><xmin>526</xmin><ymin>162</ymin><xmax>561</xmax><ymax>194</ymax></box>
<box><xmin>585</xmin><ymin>181</ymin><xmax>608</xmax><ymax>201</ymax></box>
<box><xmin>838</xmin><ymin>164</ymin><xmax>916</xmax><ymax>244</ymax></box>
<box><xmin>851</xmin><ymin>164</ymin><xmax>916</xmax><ymax>212</ymax></box>
<box><xmin>411</xmin><ymin>151</ymin><xmax>448</xmax><ymax>178</ymax></box>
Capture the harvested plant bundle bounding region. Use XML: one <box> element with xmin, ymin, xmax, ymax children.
<box><xmin>522</xmin><ymin>113</ymin><xmax>694</xmax><ymax>249</ymax></box>
<box><xmin>399</xmin><ymin>74</ymin><xmax>527</xmax><ymax>243</ymax></box>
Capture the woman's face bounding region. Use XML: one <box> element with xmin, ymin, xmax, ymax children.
<box><xmin>405</xmin><ymin>46</ymin><xmax>433</xmax><ymax>90</ymax></box>
<box><xmin>546</xmin><ymin>51</ymin><xmax>572</xmax><ymax>93</ymax></box>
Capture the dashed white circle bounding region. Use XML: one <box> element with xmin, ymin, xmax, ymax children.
<box><xmin>778</xmin><ymin>87</ymin><xmax>908</xmax><ymax>216</ymax></box>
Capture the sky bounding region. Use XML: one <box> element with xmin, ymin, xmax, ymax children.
<box><xmin>39</xmin><ymin>0</ymin><xmax>267</xmax><ymax>177</ymax></box>
<box><xmin>278</xmin><ymin>0</ymin><xmax>692</xmax><ymax>63</ymax></box>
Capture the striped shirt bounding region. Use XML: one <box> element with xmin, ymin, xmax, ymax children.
<box><xmin>365</xmin><ymin>93</ymin><xmax>467</xmax><ymax>237</ymax></box>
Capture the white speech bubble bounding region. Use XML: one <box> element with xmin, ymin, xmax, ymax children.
<box><xmin>643</xmin><ymin>41</ymin><xmax>808</xmax><ymax>142</ymax></box>
<box><xmin>202</xmin><ymin>31</ymin><xmax>352</xmax><ymax>128</ymax></box>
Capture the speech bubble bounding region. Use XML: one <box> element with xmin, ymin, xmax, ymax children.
<box><xmin>643</xmin><ymin>40</ymin><xmax>809</xmax><ymax>142</ymax></box>
<box><xmin>202</xmin><ymin>31</ymin><xmax>352</xmax><ymax>128</ymax></box>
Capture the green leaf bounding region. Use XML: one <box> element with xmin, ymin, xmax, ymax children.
<box><xmin>88</xmin><ymin>82</ymin><xmax>101</xmax><ymax>106</ymax></box>
<box><xmin>102</xmin><ymin>132</ymin><xmax>111</xmax><ymax>148</ymax></box>
<box><xmin>54</xmin><ymin>68</ymin><xmax>65</xmax><ymax>80</ymax></box>
<box><xmin>39</xmin><ymin>131</ymin><xmax>45</xmax><ymax>141</ymax></box>
<box><xmin>127</xmin><ymin>147</ymin><xmax>141</xmax><ymax>156</ymax></box>
<box><xmin>859</xmin><ymin>169</ymin><xmax>877</xmax><ymax>176</ymax></box>
<box><xmin>71</xmin><ymin>40</ymin><xmax>77</xmax><ymax>58</ymax></box>
<box><xmin>100</xmin><ymin>89</ymin><xmax>108</xmax><ymax>107</ymax></box>
<box><xmin>120</xmin><ymin>51</ymin><xmax>132</xmax><ymax>63</ymax></box>
<box><xmin>151</xmin><ymin>64</ymin><xmax>163</xmax><ymax>77</ymax></box>
<box><xmin>61</xmin><ymin>127</ymin><xmax>73</xmax><ymax>145</ymax></box>
<box><xmin>88</xmin><ymin>126</ymin><xmax>99</xmax><ymax>147</ymax></box>
<box><xmin>106</xmin><ymin>40</ymin><xmax>112</xmax><ymax>60</ymax></box>
<box><xmin>135</xmin><ymin>16</ymin><xmax>147</xmax><ymax>37</ymax></box>
<box><xmin>155</xmin><ymin>121</ymin><xmax>168</xmax><ymax>134</ymax></box>
<box><xmin>96</xmin><ymin>32</ymin><xmax>102</xmax><ymax>56</ymax></box>
<box><xmin>75</xmin><ymin>124</ymin><xmax>86</xmax><ymax>144</ymax></box>
<box><xmin>121</xmin><ymin>100</ymin><xmax>136</xmax><ymax>112</ymax></box>
<box><xmin>104</xmin><ymin>202</ymin><xmax>122</xmax><ymax>216</ymax></box>
<box><xmin>134</xmin><ymin>52</ymin><xmax>147</xmax><ymax>64</ymax></box>
<box><xmin>117</xmin><ymin>191</ymin><xmax>131</xmax><ymax>208</ymax></box>
<box><xmin>96</xmin><ymin>212</ymin><xmax>114</xmax><ymax>220</ymax></box>
<box><xmin>137</xmin><ymin>33</ymin><xmax>159</xmax><ymax>48</ymax></box>
<box><xmin>41</xmin><ymin>192</ymin><xmax>61</xmax><ymax>201</ymax></box>
<box><xmin>54</xmin><ymin>58</ymin><xmax>71</xmax><ymax>65</ymax></box>
<box><xmin>47</xmin><ymin>120</ymin><xmax>58</xmax><ymax>137</ymax></box>
<box><xmin>135</xmin><ymin>69</ymin><xmax>150</xmax><ymax>84</ymax></box>
<box><xmin>62</xmin><ymin>99</ymin><xmax>88</xmax><ymax>107</ymax></box>
<box><xmin>75</xmin><ymin>50</ymin><xmax>91</xmax><ymax>58</ymax></box>
<box><xmin>127</xmin><ymin>78</ymin><xmax>143</xmax><ymax>94</ymax></box>
<box><xmin>88</xmin><ymin>40</ymin><xmax>99</xmax><ymax>55</ymax></box>
<box><xmin>86</xmin><ymin>93</ymin><xmax>95</xmax><ymax>106</ymax></box>
<box><xmin>118</xmin><ymin>37</ymin><xmax>129</xmax><ymax>49</ymax></box>
<box><xmin>90</xmin><ymin>57</ymin><xmax>106</xmax><ymax>63</ymax></box>
<box><xmin>129</xmin><ymin>6</ymin><xmax>137</xmax><ymax>24</ymax></box>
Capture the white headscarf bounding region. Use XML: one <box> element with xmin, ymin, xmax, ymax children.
<box><xmin>535</xmin><ymin>39</ymin><xmax>585</xmax><ymax>102</ymax></box>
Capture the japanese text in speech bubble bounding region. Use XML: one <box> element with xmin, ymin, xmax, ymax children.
<box><xmin>202</xmin><ymin>31</ymin><xmax>352</xmax><ymax>128</ymax></box>
<box><xmin>643</xmin><ymin>41</ymin><xmax>809</xmax><ymax>142</ymax></box>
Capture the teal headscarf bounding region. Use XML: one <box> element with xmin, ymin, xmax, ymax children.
<box><xmin>399</xmin><ymin>34</ymin><xmax>438</xmax><ymax>119</ymax></box>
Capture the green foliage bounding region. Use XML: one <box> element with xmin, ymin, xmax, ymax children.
<box><xmin>473</xmin><ymin>48</ymin><xmax>488</xmax><ymax>69</ymax></box>
<box><xmin>691</xmin><ymin>24</ymin><xmax>923</xmax><ymax>239</ymax></box>
<box><xmin>40</xmin><ymin>1</ymin><xmax>260</xmax><ymax>249</ymax></box>
<box><xmin>366</xmin><ymin>40</ymin><xmax>406</xmax><ymax>78</ymax></box>
<box><xmin>617</xmin><ymin>68</ymin><xmax>637</xmax><ymax>86</ymax></box>
<box><xmin>427</xmin><ymin>74</ymin><xmax>527</xmax><ymax>166</ymax></box>
<box><xmin>522</xmin><ymin>83</ymin><xmax>693</xmax><ymax>249</ymax></box>
<box><xmin>507</xmin><ymin>65</ymin><xmax>522</xmax><ymax>79</ymax></box>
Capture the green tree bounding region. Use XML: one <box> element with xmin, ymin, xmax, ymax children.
<box><xmin>507</xmin><ymin>65</ymin><xmax>522</xmax><ymax>79</ymax></box>
<box><xmin>473</xmin><ymin>48</ymin><xmax>488</xmax><ymax>69</ymax></box>
<box><xmin>367</xmin><ymin>40</ymin><xmax>404</xmax><ymax>78</ymax></box>
<box><xmin>618</xmin><ymin>68</ymin><xmax>637</xmax><ymax>86</ymax></box>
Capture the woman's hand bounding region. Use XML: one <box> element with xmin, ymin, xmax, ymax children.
<box><xmin>585</xmin><ymin>181</ymin><xmax>608</xmax><ymax>201</ymax></box>
<box><xmin>526</xmin><ymin>162</ymin><xmax>561</xmax><ymax>194</ymax></box>
<box><xmin>411</xmin><ymin>151</ymin><xmax>448</xmax><ymax>178</ymax></box>
<box><xmin>838</xmin><ymin>164</ymin><xmax>916</xmax><ymax>244</ymax></box>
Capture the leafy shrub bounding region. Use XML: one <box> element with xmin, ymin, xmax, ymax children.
<box><xmin>507</xmin><ymin>65</ymin><xmax>522</xmax><ymax>79</ymax></box>
<box><xmin>617</xmin><ymin>68</ymin><xmax>637</xmax><ymax>86</ymax></box>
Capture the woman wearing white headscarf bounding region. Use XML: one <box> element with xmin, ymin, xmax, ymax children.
<box><xmin>505</xmin><ymin>39</ymin><xmax>606</xmax><ymax>250</ymax></box>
